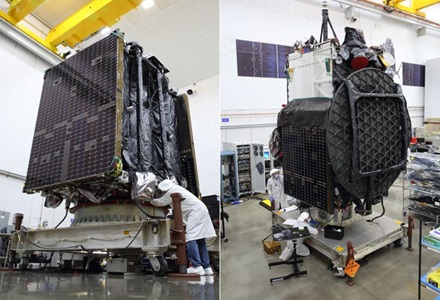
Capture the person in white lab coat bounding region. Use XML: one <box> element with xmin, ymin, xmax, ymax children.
<box><xmin>279</xmin><ymin>212</ymin><xmax>318</xmax><ymax>260</ymax></box>
<box><xmin>266</xmin><ymin>169</ymin><xmax>287</xmax><ymax>209</ymax></box>
<box><xmin>150</xmin><ymin>179</ymin><xmax>216</xmax><ymax>275</ymax></box>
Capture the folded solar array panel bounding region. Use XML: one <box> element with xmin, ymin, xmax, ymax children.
<box><xmin>24</xmin><ymin>32</ymin><xmax>199</xmax><ymax>198</ymax></box>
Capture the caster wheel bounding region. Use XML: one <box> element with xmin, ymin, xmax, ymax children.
<box><xmin>19</xmin><ymin>257</ymin><xmax>29</xmax><ymax>271</ymax></box>
<box><xmin>402</xmin><ymin>211</ymin><xmax>407</xmax><ymax>216</ymax></box>
<box><xmin>150</xmin><ymin>256</ymin><xmax>168</xmax><ymax>277</ymax></box>
<box><xmin>223</xmin><ymin>238</ymin><xmax>228</xmax><ymax>242</ymax></box>
<box><xmin>393</xmin><ymin>238</ymin><xmax>403</xmax><ymax>247</ymax></box>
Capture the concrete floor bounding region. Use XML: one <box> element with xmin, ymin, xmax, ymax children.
<box><xmin>221</xmin><ymin>182</ymin><xmax>440</xmax><ymax>300</ymax></box>
<box><xmin>0</xmin><ymin>271</ymin><xmax>218</xmax><ymax>299</ymax></box>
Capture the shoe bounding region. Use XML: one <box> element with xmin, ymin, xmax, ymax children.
<box><xmin>205</xmin><ymin>276</ymin><xmax>214</xmax><ymax>284</ymax></box>
<box><xmin>187</xmin><ymin>266</ymin><xmax>205</xmax><ymax>275</ymax></box>
<box><xmin>355</xmin><ymin>206</ymin><xmax>373</xmax><ymax>216</ymax></box>
<box><xmin>203</xmin><ymin>267</ymin><xmax>214</xmax><ymax>276</ymax></box>
<box><xmin>354</xmin><ymin>206</ymin><xmax>366</xmax><ymax>215</ymax></box>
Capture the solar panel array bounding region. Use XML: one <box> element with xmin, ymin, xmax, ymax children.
<box><xmin>24</xmin><ymin>34</ymin><xmax>123</xmax><ymax>192</ymax></box>
<box><xmin>282</xmin><ymin>125</ymin><xmax>332</xmax><ymax>212</ymax></box>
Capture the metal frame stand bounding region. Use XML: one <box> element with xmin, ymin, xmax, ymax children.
<box><xmin>268</xmin><ymin>240</ymin><xmax>307</xmax><ymax>284</ymax></box>
<box><xmin>168</xmin><ymin>193</ymin><xmax>199</xmax><ymax>280</ymax></box>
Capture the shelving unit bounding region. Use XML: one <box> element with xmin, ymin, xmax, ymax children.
<box><xmin>223</xmin><ymin>142</ymin><xmax>266</xmax><ymax>195</ymax></box>
<box><xmin>220</xmin><ymin>150</ymin><xmax>239</xmax><ymax>202</ymax></box>
<box><xmin>419</xmin><ymin>222</ymin><xmax>440</xmax><ymax>299</ymax></box>
<box><xmin>236</xmin><ymin>144</ymin><xmax>252</xmax><ymax>195</ymax></box>
<box><xmin>403</xmin><ymin>153</ymin><xmax>440</xmax><ymax>225</ymax></box>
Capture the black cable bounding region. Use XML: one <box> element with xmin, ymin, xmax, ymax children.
<box><xmin>130</xmin><ymin>172</ymin><xmax>166</xmax><ymax>220</ymax></box>
<box><xmin>55</xmin><ymin>207</ymin><xmax>69</xmax><ymax>229</ymax></box>
<box><xmin>41</xmin><ymin>251</ymin><xmax>55</xmax><ymax>270</ymax></box>
<box><xmin>122</xmin><ymin>221</ymin><xmax>146</xmax><ymax>256</ymax></box>
<box><xmin>134</xmin><ymin>194</ymin><xmax>166</xmax><ymax>220</ymax></box>
<box><xmin>367</xmin><ymin>197</ymin><xmax>385</xmax><ymax>223</ymax></box>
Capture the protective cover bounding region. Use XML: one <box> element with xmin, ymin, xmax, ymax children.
<box><xmin>278</xmin><ymin>98</ymin><xmax>333</xmax><ymax>212</ymax></box>
<box><xmin>333</xmin><ymin>27</ymin><xmax>384</xmax><ymax>90</ymax></box>
<box><xmin>327</xmin><ymin>68</ymin><xmax>410</xmax><ymax>199</ymax></box>
<box><xmin>339</xmin><ymin>28</ymin><xmax>380</xmax><ymax>67</ymax></box>
<box><xmin>268</xmin><ymin>127</ymin><xmax>282</xmax><ymax>161</ymax></box>
<box><xmin>122</xmin><ymin>45</ymin><xmax>181</xmax><ymax>182</ymax></box>
<box><xmin>175</xmin><ymin>95</ymin><xmax>200</xmax><ymax>196</ymax></box>
<box><xmin>277</xmin><ymin>98</ymin><xmax>332</xmax><ymax>128</ymax></box>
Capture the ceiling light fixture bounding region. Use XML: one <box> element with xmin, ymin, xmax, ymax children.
<box><xmin>141</xmin><ymin>0</ymin><xmax>155</xmax><ymax>9</ymax></box>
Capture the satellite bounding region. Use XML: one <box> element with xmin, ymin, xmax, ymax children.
<box><xmin>23</xmin><ymin>30</ymin><xmax>199</xmax><ymax>224</ymax></box>
<box><xmin>273</xmin><ymin>1</ymin><xmax>411</xmax><ymax>220</ymax></box>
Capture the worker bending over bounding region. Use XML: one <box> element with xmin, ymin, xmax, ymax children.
<box><xmin>279</xmin><ymin>212</ymin><xmax>318</xmax><ymax>260</ymax></box>
<box><xmin>150</xmin><ymin>179</ymin><xmax>216</xmax><ymax>275</ymax></box>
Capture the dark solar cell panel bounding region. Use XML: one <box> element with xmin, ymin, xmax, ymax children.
<box><xmin>282</xmin><ymin>125</ymin><xmax>330</xmax><ymax>212</ymax></box>
<box><xmin>24</xmin><ymin>34</ymin><xmax>123</xmax><ymax>192</ymax></box>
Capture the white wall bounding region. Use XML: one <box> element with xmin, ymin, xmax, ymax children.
<box><xmin>183</xmin><ymin>75</ymin><xmax>220</xmax><ymax>196</ymax></box>
<box><xmin>425</xmin><ymin>58</ymin><xmax>440</xmax><ymax>119</ymax></box>
<box><xmin>220</xmin><ymin>108</ymin><xmax>277</xmax><ymax>146</ymax></box>
<box><xmin>0</xmin><ymin>32</ymin><xmax>72</xmax><ymax>228</ymax></box>
<box><xmin>220</xmin><ymin>0</ymin><xmax>440</xmax><ymax>143</ymax></box>
<box><xmin>0</xmin><ymin>175</ymin><xmax>72</xmax><ymax>229</ymax></box>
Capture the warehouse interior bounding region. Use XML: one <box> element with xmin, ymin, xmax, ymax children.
<box><xmin>220</xmin><ymin>0</ymin><xmax>440</xmax><ymax>299</ymax></box>
<box><xmin>0</xmin><ymin>0</ymin><xmax>219</xmax><ymax>299</ymax></box>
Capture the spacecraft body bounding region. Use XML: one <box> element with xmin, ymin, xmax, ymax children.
<box><xmin>276</xmin><ymin>27</ymin><xmax>411</xmax><ymax>216</ymax></box>
<box><xmin>23</xmin><ymin>32</ymin><xmax>199</xmax><ymax>224</ymax></box>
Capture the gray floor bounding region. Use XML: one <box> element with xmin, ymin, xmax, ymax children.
<box><xmin>221</xmin><ymin>182</ymin><xmax>440</xmax><ymax>300</ymax></box>
<box><xmin>0</xmin><ymin>271</ymin><xmax>218</xmax><ymax>299</ymax></box>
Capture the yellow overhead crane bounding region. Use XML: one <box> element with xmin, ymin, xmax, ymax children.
<box><xmin>383</xmin><ymin>0</ymin><xmax>440</xmax><ymax>17</ymax></box>
<box><xmin>0</xmin><ymin>0</ymin><xmax>144</xmax><ymax>57</ymax></box>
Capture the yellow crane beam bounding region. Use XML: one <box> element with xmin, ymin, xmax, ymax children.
<box><xmin>0</xmin><ymin>10</ymin><xmax>58</xmax><ymax>53</ymax></box>
<box><xmin>413</xmin><ymin>0</ymin><xmax>440</xmax><ymax>11</ymax></box>
<box><xmin>384</xmin><ymin>0</ymin><xmax>440</xmax><ymax>17</ymax></box>
<box><xmin>45</xmin><ymin>0</ymin><xmax>143</xmax><ymax>48</ymax></box>
<box><xmin>8</xmin><ymin>0</ymin><xmax>46</xmax><ymax>22</ymax></box>
<box><xmin>393</xmin><ymin>2</ymin><xmax>426</xmax><ymax>17</ymax></box>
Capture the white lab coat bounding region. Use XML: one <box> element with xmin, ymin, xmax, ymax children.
<box><xmin>151</xmin><ymin>185</ymin><xmax>216</xmax><ymax>242</ymax></box>
<box><xmin>266</xmin><ymin>175</ymin><xmax>288</xmax><ymax>209</ymax></box>
<box><xmin>281</xmin><ymin>219</ymin><xmax>318</xmax><ymax>258</ymax></box>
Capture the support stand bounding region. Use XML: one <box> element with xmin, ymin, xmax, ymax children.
<box><xmin>8</xmin><ymin>214</ymin><xmax>23</xmax><ymax>269</ymax></box>
<box><xmin>418</xmin><ymin>218</ymin><xmax>422</xmax><ymax>300</ymax></box>
<box><xmin>268</xmin><ymin>227</ymin><xmax>310</xmax><ymax>284</ymax></box>
<box><xmin>168</xmin><ymin>193</ymin><xmax>200</xmax><ymax>280</ymax></box>
<box><xmin>260</xmin><ymin>203</ymin><xmax>278</xmax><ymax>244</ymax></box>
<box><xmin>406</xmin><ymin>215</ymin><xmax>415</xmax><ymax>251</ymax></box>
<box><xmin>269</xmin><ymin>240</ymin><xmax>307</xmax><ymax>284</ymax></box>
